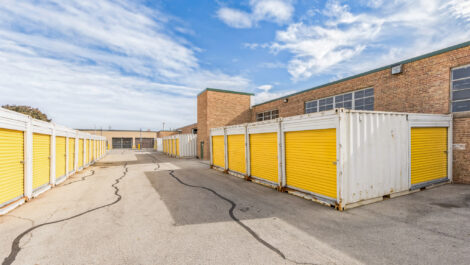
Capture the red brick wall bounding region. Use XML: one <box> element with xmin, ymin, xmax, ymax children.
<box><xmin>197</xmin><ymin>90</ymin><xmax>251</xmax><ymax>160</ymax></box>
<box><xmin>251</xmin><ymin>45</ymin><xmax>470</xmax><ymax>183</ymax></box>
<box><xmin>177</xmin><ymin>123</ymin><xmax>197</xmax><ymax>134</ymax></box>
<box><xmin>453</xmin><ymin>117</ymin><xmax>470</xmax><ymax>184</ymax></box>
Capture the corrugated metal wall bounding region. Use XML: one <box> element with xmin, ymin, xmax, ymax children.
<box><xmin>78</xmin><ymin>139</ymin><xmax>84</xmax><ymax>167</ymax></box>
<box><xmin>0</xmin><ymin>129</ymin><xmax>24</xmax><ymax>207</ymax></box>
<box><xmin>227</xmin><ymin>134</ymin><xmax>246</xmax><ymax>174</ymax></box>
<box><xmin>285</xmin><ymin>129</ymin><xmax>337</xmax><ymax>200</ymax></box>
<box><xmin>55</xmin><ymin>136</ymin><xmax>66</xmax><ymax>178</ymax></box>
<box><xmin>410</xmin><ymin>127</ymin><xmax>448</xmax><ymax>185</ymax></box>
<box><xmin>68</xmin><ymin>138</ymin><xmax>75</xmax><ymax>173</ymax></box>
<box><xmin>250</xmin><ymin>133</ymin><xmax>278</xmax><ymax>183</ymax></box>
<box><xmin>212</xmin><ymin>135</ymin><xmax>225</xmax><ymax>168</ymax></box>
<box><xmin>33</xmin><ymin>133</ymin><xmax>50</xmax><ymax>190</ymax></box>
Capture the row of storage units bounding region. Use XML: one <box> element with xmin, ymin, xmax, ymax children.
<box><xmin>162</xmin><ymin>134</ymin><xmax>197</xmax><ymax>158</ymax></box>
<box><xmin>0</xmin><ymin>108</ymin><xmax>107</xmax><ymax>215</ymax></box>
<box><xmin>210</xmin><ymin>109</ymin><xmax>452</xmax><ymax>210</ymax></box>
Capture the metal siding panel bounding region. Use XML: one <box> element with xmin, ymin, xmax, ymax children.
<box><xmin>250</xmin><ymin>133</ymin><xmax>278</xmax><ymax>183</ymax></box>
<box><xmin>212</xmin><ymin>135</ymin><xmax>225</xmax><ymax>168</ymax></box>
<box><xmin>55</xmin><ymin>136</ymin><xmax>66</xmax><ymax>178</ymax></box>
<box><xmin>228</xmin><ymin>134</ymin><xmax>246</xmax><ymax>174</ymax></box>
<box><xmin>411</xmin><ymin>127</ymin><xmax>448</xmax><ymax>185</ymax></box>
<box><xmin>68</xmin><ymin>138</ymin><xmax>75</xmax><ymax>172</ymax></box>
<box><xmin>176</xmin><ymin>139</ymin><xmax>180</xmax><ymax>157</ymax></box>
<box><xmin>33</xmin><ymin>133</ymin><xmax>50</xmax><ymax>189</ymax></box>
<box><xmin>285</xmin><ymin>129</ymin><xmax>337</xmax><ymax>199</ymax></box>
<box><xmin>78</xmin><ymin>139</ymin><xmax>84</xmax><ymax>167</ymax></box>
<box><xmin>0</xmin><ymin>128</ymin><xmax>24</xmax><ymax>206</ymax></box>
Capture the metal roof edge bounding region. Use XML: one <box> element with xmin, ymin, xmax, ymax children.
<box><xmin>197</xmin><ymin>88</ymin><xmax>254</xmax><ymax>96</ymax></box>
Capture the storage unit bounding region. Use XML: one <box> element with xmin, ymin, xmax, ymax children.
<box><xmin>161</xmin><ymin>134</ymin><xmax>197</xmax><ymax>158</ymax></box>
<box><xmin>0</xmin><ymin>128</ymin><xmax>24</xmax><ymax>208</ymax></box>
<box><xmin>55</xmin><ymin>136</ymin><xmax>66</xmax><ymax>180</ymax></box>
<box><xmin>32</xmin><ymin>133</ymin><xmax>51</xmax><ymax>190</ymax></box>
<box><xmin>78</xmin><ymin>139</ymin><xmax>84</xmax><ymax>168</ymax></box>
<box><xmin>156</xmin><ymin>138</ymin><xmax>163</xmax><ymax>151</ymax></box>
<box><xmin>210</xmin><ymin>109</ymin><xmax>452</xmax><ymax>210</ymax></box>
<box><xmin>410</xmin><ymin>127</ymin><xmax>448</xmax><ymax>188</ymax></box>
<box><xmin>68</xmin><ymin>138</ymin><xmax>75</xmax><ymax>173</ymax></box>
<box><xmin>211</xmin><ymin>133</ymin><xmax>225</xmax><ymax>169</ymax></box>
<box><xmin>227</xmin><ymin>134</ymin><xmax>246</xmax><ymax>175</ymax></box>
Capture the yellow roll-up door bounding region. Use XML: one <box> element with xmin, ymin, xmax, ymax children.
<box><xmin>176</xmin><ymin>139</ymin><xmax>180</xmax><ymax>157</ymax></box>
<box><xmin>55</xmin><ymin>136</ymin><xmax>66</xmax><ymax>178</ymax></box>
<box><xmin>68</xmin><ymin>138</ymin><xmax>75</xmax><ymax>173</ymax></box>
<box><xmin>91</xmin><ymin>140</ymin><xmax>95</xmax><ymax>161</ymax></box>
<box><xmin>411</xmin><ymin>127</ymin><xmax>448</xmax><ymax>185</ymax></box>
<box><xmin>250</xmin><ymin>133</ymin><xmax>277</xmax><ymax>183</ymax></box>
<box><xmin>33</xmin><ymin>133</ymin><xmax>51</xmax><ymax>189</ymax></box>
<box><xmin>78</xmin><ymin>139</ymin><xmax>84</xmax><ymax>167</ymax></box>
<box><xmin>285</xmin><ymin>129</ymin><xmax>337</xmax><ymax>199</ymax></box>
<box><xmin>212</xmin><ymin>135</ymin><xmax>225</xmax><ymax>168</ymax></box>
<box><xmin>0</xmin><ymin>129</ymin><xmax>24</xmax><ymax>206</ymax></box>
<box><xmin>228</xmin><ymin>134</ymin><xmax>246</xmax><ymax>174</ymax></box>
<box><xmin>171</xmin><ymin>139</ymin><xmax>175</xmax><ymax>156</ymax></box>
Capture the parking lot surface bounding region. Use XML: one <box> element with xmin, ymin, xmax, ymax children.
<box><xmin>1</xmin><ymin>150</ymin><xmax>469</xmax><ymax>265</ymax></box>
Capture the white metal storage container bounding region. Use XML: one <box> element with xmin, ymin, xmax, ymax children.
<box><xmin>162</xmin><ymin>134</ymin><xmax>197</xmax><ymax>158</ymax></box>
<box><xmin>210</xmin><ymin>109</ymin><xmax>452</xmax><ymax>210</ymax></box>
<box><xmin>0</xmin><ymin>107</ymin><xmax>106</xmax><ymax>215</ymax></box>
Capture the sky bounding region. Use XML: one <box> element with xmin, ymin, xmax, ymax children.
<box><xmin>0</xmin><ymin>0</ymin><xmax>470</xmax><ymax>130</ymax></box>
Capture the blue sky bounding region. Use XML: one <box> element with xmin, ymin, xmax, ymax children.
<box><xmin>0</xmin><ymin>0</ymin><xmax>469</xmax><ymax>130</ymax></box>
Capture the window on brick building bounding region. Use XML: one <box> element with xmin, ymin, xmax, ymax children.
<box><xmin>452</xmin><ymin>65</ymin><xmax>470</xmax><ymax>112</ymax></box>
<box><xmin>305</xmin><ymin>87</ymin><xmax>374</xmax><ymax>114</ymax></box>
<box><xmin>256</xmin><ymin>109</ymin><xmax>279</xmax><ymax>121</ymax></box>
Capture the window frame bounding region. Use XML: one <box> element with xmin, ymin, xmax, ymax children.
<box><xmin>304</xmin><ymin>87</ymin><xmax>374</xmax><ymax>114</ymax></box>
<box><xmin>450</xmin><ymin>64</ymin><xmax>470</xmax><ymax>113</ymax></box>
<box><xmin>256</xmin><ymin>109</ymin><xmax>279</xmax><ymax>121</ymax></box>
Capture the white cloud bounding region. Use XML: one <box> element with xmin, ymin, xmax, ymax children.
<box><xmin>217</xmin><ymin>0</ymin><xmax>294</xmax><ymax>28</ymax></box>
<box><xmin>257</xmin><ymin>84</ymin><xmax>273</xmax><ymax>91</ymax></box>
<box><xmin>217</xmin><ymin>8</ymin><xmax>253</xmax><ymax>28</ymax></box>
<box><xmin>0</xmin><ymin>0</ymin><xmax>251</xmax><ymax>130</ymax></box>
<box><xmin>268</xmin><ymin>0</ymin><xmax>470</xmax><ymax>80</ymax></box>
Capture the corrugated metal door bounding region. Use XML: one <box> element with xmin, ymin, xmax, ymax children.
<box><xmin>212</xmin><ymin>136</ymin><xmax>225</xmax><ymax>168</ymax></box>
<box><xmin>228</xmin><ymin>134</ymin><xmax>246</xmax><ymax>174</ymax></box>
<box><xmin>171</xmin><ymin>139</ymin><xmax>175</xmax><ymax>155</ymax></box>
<box><xmin>411</xmin><ymin>127</ymin><xmax>448</xmax><ymax>186</ymax></box>
<box><xmin>68</xmin><ymin>138</ymin><xmax>75</xmax><ymax>172</ymax></box>
<box><xmin>33</xmin><ymin>133</ymin><xmax>51</xmax><ymax>189</ymax></box>
<box><xmin>285</xmin><ymin>129</ymin><xmax>337</xmax><ymax>199</ymax></box>
<box><xmin>55</xmin><ymin>136</ymin><xmax>66</xmax><ymax>178</ymax></box>
<box><xmin>250</xmin><ymin>133</ymin><xmax>277</xmax><ymax>183</ymax></box>
<box><xmin>176</xmin><ymin>139</ymin><xmax>180</xmax><ymax>157</ymax></box>
<box><xmin>78</xmin><ymin>139</ymin><xmax>84</xmax><ymax>167</ymax></box>
<box><xmin>0</xmin><ymin>129</ymin><xmax>24</xmax><ymax>207</ymax></box>
<box><xmin>92</xmin><ymin>140</ymin><xmax>95</xmax><ymax>161</ymax></box>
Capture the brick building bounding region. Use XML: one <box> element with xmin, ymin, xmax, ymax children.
<box><xmin>186</xmin><ymin>41</ymin><xmax>470</xmax><ymax>183</ymax></box>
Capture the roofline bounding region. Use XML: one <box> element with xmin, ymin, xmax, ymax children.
<box><xmin>77</xmin><ymin>129</ymin><xmax>163</xmax><ymax>132</ymax></box>
<box><xmin>253</xmin><ymin>40</ymin><xmax>470</xmax><ymax>107</ymax></box>
<box><xmin>197</xmin><ymin>88</ymin><xmax>254</xmax><ymax>96</ymax></box>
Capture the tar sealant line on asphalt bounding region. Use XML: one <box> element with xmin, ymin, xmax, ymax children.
<box><xmin>2</xmin><ymin>163</ymin><xmax>129</xmax><ymax>265</ymax></box>
<box><xmin>59</xmin><ymin>169</ymin><xmax>95</xmax><ymax>187</ymax></box>
<box><xmin>147</xmin><ymin>153</ymin><xmax>316</xmax><ymax>265</ymax></box>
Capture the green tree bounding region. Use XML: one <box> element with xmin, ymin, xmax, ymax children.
<box><xmin>2</xmin><ymin>105</ymin><xmax>51</xmax><ymax>122</ymax></box>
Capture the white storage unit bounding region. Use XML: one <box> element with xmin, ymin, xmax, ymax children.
<box><xmin>156</xmin><ymin>138</ymin><xmax>163</xmax><ymax>152</ymax></box>
<box><xmin>162</xmin><ymin>134</ymin><xmax>197</xmax><ymax>158</ymax></box>
<box><xmin>0</xmin><ymin>107</ymin><xmax>107</xmax><ymax>215</ymax></box>
<box><xmin>210</xmin><ymin>109</ymin><xmax>452</xmax><ymax>210</ymax></box>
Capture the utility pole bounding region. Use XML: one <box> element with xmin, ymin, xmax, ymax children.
<box><xmin>162</xmin><ymin>122</ymin><xmax>165</xmax><ymax>131</ymax></box>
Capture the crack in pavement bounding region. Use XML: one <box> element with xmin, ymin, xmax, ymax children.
<box><xmin>2</xmin><ymin>163</ymin><xmax>128</xmax><ymax>265</ymax></box>
<box><xmin>146</xmin><ymin>154</ymin><xmax>316</xmax><ymax>265</ymax></box>
<box><xmin>58</xmin><ymin>169</ymin><xmax>95</xmax><ymax>187</ymax></box>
